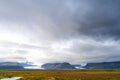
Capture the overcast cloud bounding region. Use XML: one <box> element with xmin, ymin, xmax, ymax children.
<box><xmin>0</xmin><ymin>0</ymin><xmax>120</xmax><ymax>65</ymax></box>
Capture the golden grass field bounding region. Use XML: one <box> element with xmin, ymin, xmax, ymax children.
<box><xmin>0</xmin><ymin>70</ymin><xmax>120</xmax><ymax>80</ymax></box>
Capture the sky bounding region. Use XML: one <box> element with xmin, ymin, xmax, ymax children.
<box><xmin>0</xmin><ymin>0</ymin><xmax>120</xmax><ymax>65</ymax></box>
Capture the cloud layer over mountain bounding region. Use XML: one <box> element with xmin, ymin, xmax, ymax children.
<box><xmin>0</xmin><ymin>0</ymin><xmax>120</xmax><ymax>65</ymax></box>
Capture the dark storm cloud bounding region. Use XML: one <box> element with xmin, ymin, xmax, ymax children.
<box><xmin>1</xmin><ymin>0</ymin><xmax>120</xmax><ymax>40</ymax></box>
<box><xmin>34</xmin><ymin>0</ymin><xmax>120</xmax><ymax>40</ymax></box>
<box><xmin>74</xmin><ymin>0</ymin><xmax>120</xmax><ymax>39</ymax></box>
<box><xmin>45</xmin><ymin>0</ymin><xmax>120</xmax><ymax>39</ymax></box>
<box><xmin>25</xmin><ymin>0</ymin><xmax>120</xmax><ymax>40</ymax></box>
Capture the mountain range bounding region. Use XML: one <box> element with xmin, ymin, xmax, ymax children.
<box><xmin>0</xmin><ymin>61</ymin><xmax>120</xmax><ymax>70</ymax></box>
<box><xmin>83</xmin><ymin>61</ymin><xmax>120</xmax><ymax>70</ymax></box>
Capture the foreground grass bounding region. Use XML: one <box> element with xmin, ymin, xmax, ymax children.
<box><xmin>0</xmin><ymin>70</ymin><xmax>120</xmax><ymax>80</ymax></box>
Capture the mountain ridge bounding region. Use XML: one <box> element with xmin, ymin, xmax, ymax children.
<box><xmin>84</xmin><ymin>61</ymin><xmax>120</xmax><ymax>70</ymax></box>
<box><xmin>41</xmin><ymin>62</ymin><xmax>75</xmax><ymax>69</ymax></box>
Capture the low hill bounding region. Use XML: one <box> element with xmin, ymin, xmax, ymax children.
<box><xmin>41</xmin><ymin>62</ymin><xmax>75</xmax><ymax>69</ymax></box>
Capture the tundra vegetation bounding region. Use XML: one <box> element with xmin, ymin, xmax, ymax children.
<box><xmin>0</xmin><ymin>70</ymin><xmax>120</xmax><ymax>80</ymax></box>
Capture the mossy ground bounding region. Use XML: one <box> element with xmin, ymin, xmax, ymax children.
<box><xmin>0</xmin><ymin>70</ymin><xmax>120</xmax><ymax>80</ymax></box>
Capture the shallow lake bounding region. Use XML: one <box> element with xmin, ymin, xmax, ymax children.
<box><xmin>0</xmin><ymin>77</ymin><xmax>22</xmax><ymax>80</ymax></box>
